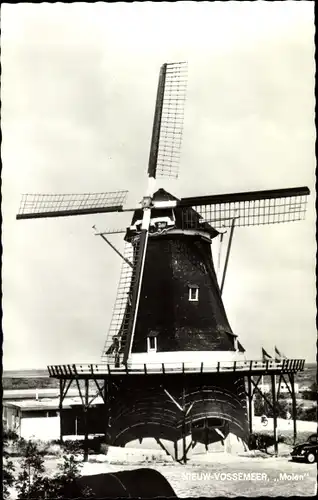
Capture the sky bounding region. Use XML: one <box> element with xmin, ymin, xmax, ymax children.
<box><xmin>1</xmin><ymin>2</ymin><xmax>316</xmax><ymax>370</ymax></box>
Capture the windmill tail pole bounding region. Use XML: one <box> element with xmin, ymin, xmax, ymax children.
<box><xmin>220</xmin><ymin>216</ymin><xmax>238</xmax><ymax>295</ymax></box>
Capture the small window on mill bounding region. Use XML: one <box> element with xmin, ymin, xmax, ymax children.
<box><xmin>147</xmin><ymin>331</ymin><xmax>158</xmax><ymax>352</ymax></box>
<box><xmin>188</xmin><ymin>284</ymin><xmax>199</xmax><ymax>301</ymax></box>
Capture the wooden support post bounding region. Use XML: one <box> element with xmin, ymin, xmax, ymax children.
<box><xmin>104</xmin><ymin>379</ymin><xmax>109</xmax><ymax>446</ymax></box>
<box><xmin>182</xmin><ymin>384</ymin><xmax>187</xmax><ymax>464</ymax></box>
<box><xmin>59</xmin><ymin>379</ymin><xmax>63</xmax><ymax>444</ymax></box>
<box><xmin>205</xmin><ymin>416</ymin><xmax>208</xmax><ymax>452</ymax></box>
<box><xmin>289</xmin><ymin>373</ymin><xmax>297</xmax><ymax>445</ymax></box>
<box><xmin>220</xmin><ymin>216</ymin><xmax>237</xmax><ymax>295</ymax></box>
<box><xmin>247</xmin><ymin>376</ymin><xmax>253</xmax><ymax>435</ymax></box>
<box><xmin>174</xmin><ymin>440</ymin><xmax>178</xmax><ymax>462</ymax></box>
<box><xmin>271</xmin><ymin>374</ymin><xmax>278</xmax><ymax>456</ymax></box>
<box><xmin>83</xmin><ymin>379</ymin><xmax>89</xmax><ymax>462</ymax></box>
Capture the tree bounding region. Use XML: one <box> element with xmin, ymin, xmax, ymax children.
<box><xmin>16</xmin><ymin>441</ymin><xmax>46</xmax><ymax>499</ymax></box>
<box><xmin>46</xmin><ymin>455</ymin><xmax>94</xmax><ymax>498</ymax></box>
<box><xmin>253</xmin><ymin>392</ymin><xmax>289</xmax><ymax>418</ymax></box>
<box><xmin>3</xmin><ymin>431</ymin><xmax>16</xmax><ymax>500</ymax></box>
<box><xmin>302</xmin><ymin>383</ymin><xmax>317</xmax><ymax>401</ymax></box>
<box><xmin>14</xmin><ymin>440</ymin><xmax>93</xmax><ymax>499</ymax></box>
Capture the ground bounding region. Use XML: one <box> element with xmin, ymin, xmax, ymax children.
<box><xmin>8</xmin><ymin>453</ymin><xmax>316</xmax><ymax>498</ymax></box>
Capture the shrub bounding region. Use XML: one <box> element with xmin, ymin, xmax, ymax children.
<box><xmin>61</xmin><ymin>439</ymin><xmax>84</xmax><ymax>455</ymax></box>
<box><xmin>16</xmin><ymin>441</ymin><xmax>46</xmax><ymax>499</ymax></box>
<box><xmin>44</xmin><ymin>454</ymin><xmax>93</xmax><ymax>499</ymax></box>
<box><xmin>3</xmin><ymin>432</ymin><xmax>16</xmax><ymax>499</ymax></box>
<box><xmin>3</xmin><ymin>429</ymin><xmax>20</xmax><ymax>442</ymax></box>
<box><xmin>248</xmin><ymin>432</ymin><xmax>285</xmax><ymax>452</ymax></box>
<box><xmin>14</xmin><ymin>440</ymin><xmax>92</xmax><ymax>499</ymax></box>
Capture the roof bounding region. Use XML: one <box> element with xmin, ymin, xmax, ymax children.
<box><xmin>3</xmin><ymin>396</ymin><xmax>104</xmax><ymax>411</ymax></box>
<box><xmin>128</xmin><ymin>188</ymin><xmax>219</xmax><ymax>240</ymax></box>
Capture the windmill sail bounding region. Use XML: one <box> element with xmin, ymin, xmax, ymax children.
<box><xmin>102</xmin><ymin>230</ymin><xmax>149</xmax><ymax>366</ymax></box>
<box><xmin>101</xmin><ymin>241</ymin><xmax>134</xmax><ymax>366</ymax></box>
<box><xmin>121</xmin><ymin>229</ymin><xmax>149</xmax><ymax>363</ymax></box>
<box><xmin>177</xmin><ymin>186</ymin><xmax>310</xmax><ymax>229</ymax></box>
<box><xmin>104</xmin><ymin>61</ymin><xmax>188</xmax><ymax>365</ymax></box>
<box><xmin>16</xmin><ymin>191</ymin><xmax>128</xmax><ymax>220</ymax></box>
<box><xmin>148</xmin><ymin>62</ymin><xmax>188</xmax><ymax>180</ymax></box>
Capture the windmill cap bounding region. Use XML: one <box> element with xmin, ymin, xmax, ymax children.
<box><xmin>127</xmin><ymin>188</ymin><xmax>219</xmax><ymax>240</ymax></box>
<box><xmin>153</xmin><ymin>188</ymin><xmax>179</xmax><ymax>202</ymax></box>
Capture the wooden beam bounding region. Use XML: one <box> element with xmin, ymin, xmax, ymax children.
<box><xmin>59</xmin><ymin>379</ymin><xmax>64</xmax><ymax>444</ymax></box>
<box><xmin>104</xmin><ymin>379</ymin><xmax>110</xmax><ymax>443</ymax></box>
<box><xmin>289</xmin><ymin>372</ymin><xmax>297</xmax><ymax>445</ymax></box>
<box><xmin>156</xmin><ymin>439</ymin><xmax>174</xmax><ymax>459</ymax></box>
<box><xmin>247</xmin><ymin>376</ymin><xmax>253</xmax><ymax>435</ymax></box>
<box><xmin>74</xmin><ymin>377</ymin><xmax>85</xmax><ymax>407</ymax></box>
<box><xmin>271</xmin><ymin>374</ymin><xmax>278</xmax><ymax>456</ymax></box>
<box><xmin>83</xmin><ymin>379</ymin><xmax>89</xmax><ymax>462</ymax></box>
<box><xmin>174</xmin><ymin>440</ymin><xmax>178</xmax><ymax>462</ymax></box>
<box><xmin>251</xmin><ymin>378</ymin><xmax>273</xmax><ymax>409</ymax></box>
<box><xmin>251</xmin><ymin>375</ymin><xmax>262</xmax><ymax>398</ymax></box>
<box><xmin>97</xmin><ymin>233</ymin><xmax>133</xmax><ymax>267</ymax></box>
<box><xmin>220</xmin><ymin>216</ymin><xmax>236</xmax><ymax>294</ymax></box>
<box><xmin>91</xmin><ymin>378</ymin><xmax>105</xmax><ymax>405</ymax></box>
<box><xmin>163</xmin><ymin>388</ymin><xmax>183</xmax><ymax>412</ymax></box>
<box><xmin>182</xmin><ymin>385</ymin><xmax>187</xmax><ymax>464</ymax></box>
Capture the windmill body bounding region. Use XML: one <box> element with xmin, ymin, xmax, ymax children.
<box><xmin>103</xmin><ymin>188</ymin><xmax>250</xmax><ymax>454</ymax></box>
<box><xmin>120</xmin><ymin>188</ymin><xmax>242</xmax><ymax>361</ymax></box>
<box><xmin>17</xmin><ymin>62</ymin><xmax>309</xmax><ymax>460</ymax></box>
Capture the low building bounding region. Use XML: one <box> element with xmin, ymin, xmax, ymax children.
<box><xmin>258</xmin><ymin>382</ymin><xmax>299</xmax><ymax>394</ymax></box>
<box><xmin>3</xmin><ymin>395</ymin><xmax>105</xmax><ymax>441</ymax></box>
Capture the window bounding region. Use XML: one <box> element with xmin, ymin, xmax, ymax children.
<box><xmin>188</xmin><ymin>285</ymin><xmax>199</xmax><ymax>301</ymax></box>
<box><xmin>308</xmin><ymin>435</ymin><xmax>318</xmax><ymax>444</ymax></box>
<box><xmin>147</xmin><ymin>332</ymin><xmax>158</xmax><ymax>352</ymax></box>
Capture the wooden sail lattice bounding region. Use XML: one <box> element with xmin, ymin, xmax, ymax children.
<box><xmin>180</xmin><ymin>189</ymin><xmax>309</xmax><ymax>230</ymax></box>
<box><xmin>17</xmin><ymin>191</ymin><xmax>128</xmax><ymax>219</ymax></box>
<box><xmin>101</xmin><ymin>241</ymin><xmax>134</xmax><ymax>366</ymax></box>
<box><xmin>155</xmin><ymin>62</ymin><xmax>188</xmax><ymax>180</ymax></box>
<box><xmin>101</xmin><ymin>235</ymin><xmax>145</xmax><ymax>366</ymax></box>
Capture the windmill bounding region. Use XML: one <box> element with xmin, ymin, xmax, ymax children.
<box><xmin>17</xmin><ymin>62</ymin><xmax>310</xmax><ymax>460</ymax></box>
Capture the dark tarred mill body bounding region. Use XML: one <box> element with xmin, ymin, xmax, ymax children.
<box><xmin>17</xmin><ymin>61</ymin><xmax>310</xmax><ymax>460</ymax></box>
<box><xmin>104</xmin><ymin>188</ymin><xmax>249</xmax><ymax>451</ymax></box>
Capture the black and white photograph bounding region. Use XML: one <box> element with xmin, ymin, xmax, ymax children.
<box><xmin>1</xmin><ymin>2</ymin><xmax>316</xmax><ymax>498</ymax></box>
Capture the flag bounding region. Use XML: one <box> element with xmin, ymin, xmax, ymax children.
<box><xmin>262</xmin><ymin>348</ymin><xmax>272</xmax><ymax>360</ymax></box>
<box><xmin>237</xmin><ymin>341</ymin><xmax>245</xmax><ymax>353</ymax></box>
<box><xmin>275</xmin><ymin>346</ymin><xmax>286</xmax><ymax>361</ymax></box>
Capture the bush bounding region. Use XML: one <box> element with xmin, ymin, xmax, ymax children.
<box><xmin>248</xmin><ymin>432</ymin><xmax>285</xmax><ymax>452</ymax></box>
<box><xmin>3</xmin><ymin>432</ymin><xmax>16</xmax><ymax>499</ymax></box>
<box><xmin>3</xmin><ymin>429</ymin><xmax>20</xmax><ymax>442</ymax></box>
<box><xmin>301</xmin><ymin>383</ymin><xmax>317</xmax><ymax>400</ymax></box>
<box><xmin>254</xmin><ymin>392</ymin><xmax>291</xmax><ymax>418</ymax></box>
<box><xmin>14</xmin><ymin>440</ymin><xmax>92</xmax><ymax>499</ymax></box>
<box><xmin>61</xmin><ymin>439</ymin><xmax>84</xmax><ymax>455</ymax></box>
<box><xmin>43</xmin><ymin>455</ymin><xmax>93</xmax><ymax>499</ymax></box>
<box><xmin>61</xmin><ymin>436</ymin><xmax>106</xmax><ymax>455</ymax></box>
<box><xmin>16</xmin><ymin>441</ymin><xmax>46</xmax><ymax>499</ymax></box>
<box><xmin>303</xmin><ymin>407</ymin><xmax>317</xmax><ymax>421</ymax></box>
